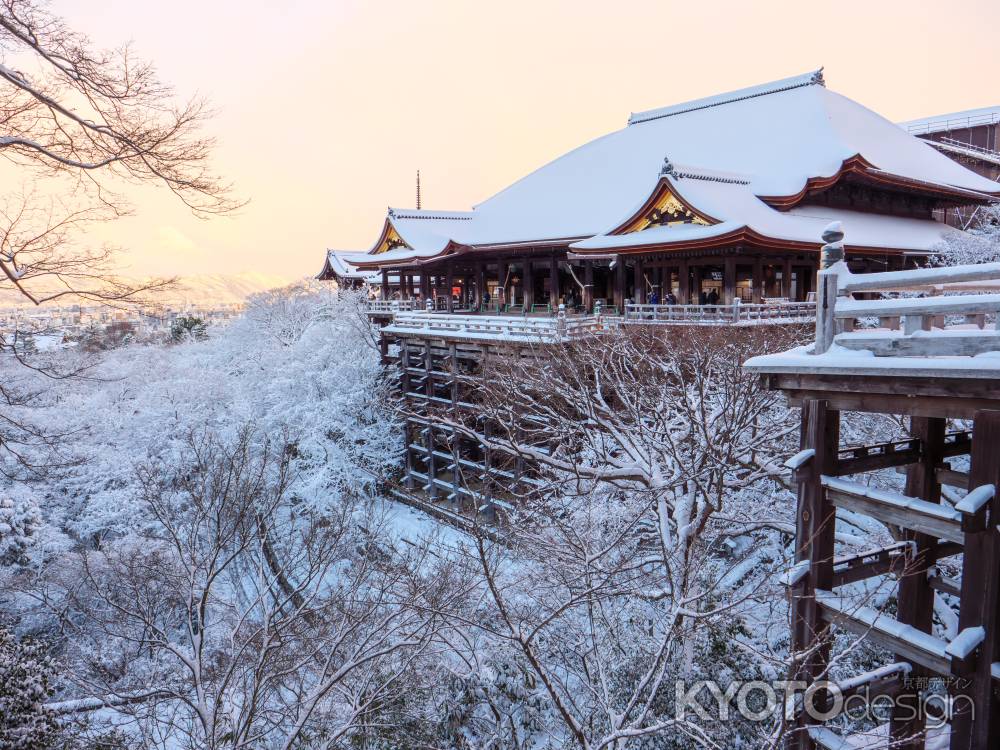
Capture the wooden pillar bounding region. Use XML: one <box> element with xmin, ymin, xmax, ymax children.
<box><xmin>613</xmin><ymin>256</ymin><xmax>625</xmax><ymax>312</ymax></box>
<box><xmin>523</xmin><ymin>259</ymin><xmax>534</xmax><ymax>310</ymax></box>
<box><xmin>723</xmin><ymin>256</ymin><xmax>736</xmax><ymax>305</ymax></box>
<box><xmin>634</xmin><ymin>258</ymin><xmax>645</xmax><ymax>304</ymax></box>
<box><xmin>890</xmin><ymin>417</ymin><xmax>945</xmax><ymax>749</ymax></box>
<box><xmin>420</xmin><ymin>271</ymin><xmax>430</xmax><ymax>301</ymax></box>
<box><xmin>692</xmin><ymin>264</ymin><xmax>703</xmax><ymax>303</ymax></box>
<box><xmin>583</xmin><ymin>261</ymin><xmax>594</xmax><ymax>312</ymax></box>
<box><xmin>475</xmin><ymin>262</ymin><xmax>486</xmax><ymax>311</ymax></box>
<box><xmin>549</xmin><ymin>255</ymin><xmax>559</xmax><ymax>307</ymax></box>
<box><xmin>752</xmin><ymin>257</ymin><xmax>763</xmax><ymax>304</ymax></box>
<box><xmin>782</xmin><ymin>257</ymin><xmax>793</xmax><ymax>299</ymax></box>
<box><xmin>788</xmin><ymin>399</ymin><xmax>840</xmax><ymax>750</ymax></box>
<box><xmin>678</xmin><ymin>259</ymin><xmax>689</xmax><ymax>304</ymax></box>
<box><xmin>497</xmin><ymin>260</ymin><xmax>508</xmax><ymax>310</ymax></box>
<box><xmin>380</xmin><ymin>269</ymin><xmax>389</xmax><ymax>300</ymax></box>
<box><xmin>950</xmin><ymin>410</ymin><xmax>1000</xmax><ymax>750</ymax></box>
<box><xmin>445</xmin><ymin>264</ymin><xmax>455</xmax><ymax>313</ymax></box>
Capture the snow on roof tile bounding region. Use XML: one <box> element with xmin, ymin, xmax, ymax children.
<box><xmin>339</xmin><ymin>71</ymin><xmax>997</xmax><ymax>264</ymax></box>
<box><xmin>627</xmin><ymin>69</ymin><xmax>825</xmax><ymax>125</ymax></box>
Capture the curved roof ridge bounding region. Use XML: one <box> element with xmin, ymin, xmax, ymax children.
<box><xmin>628</xmin><ymin>68</ymin><xmax>825</xmax><ymax>126</ymax></box>
<box><xmin>387</xmin><ymin>207</ymin><xmax>474</xmax><ymax>221</ymax></box>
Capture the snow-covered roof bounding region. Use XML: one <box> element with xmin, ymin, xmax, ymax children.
<box><xmin>899</xmin><ymin>106</ymin><xmax>1000</xmax><ymax>136</ymax></box>
<box><xmin>339</xmin><ymin>70</ymin><xmax>999</xmax><ymax>268</ymax></box>
<box><xmin>321</xmin><ymin>250</ymin><xmax>375</xmax><ymax>280</ymax></box>
<box><xmin>571</xmin><ymin>173</ymin><xmax>961</xmax><ymax>254</ymax></box>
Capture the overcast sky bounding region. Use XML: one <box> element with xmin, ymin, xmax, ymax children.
<box><xmin>53</xmin><ymin>0</ymin><xmax>1000</xmax><ymax>280</ymax></box>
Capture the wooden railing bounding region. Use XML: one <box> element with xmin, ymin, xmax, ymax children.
<box><xmin>814</xmin><ymin>258</ymin><xmax>1000</xmax><ymax>355</ymax></box>
<box><xmin>624</xmin><ymin>300</ymin><xmax>815</xmax><ymax>325</ymax></box>
<box><xmin>365</xmin><ymin>299</ymin><xmax>416</xmax><ymax>314</ymax></box>
<box><xmin>382</xmin><ymin>311</ymin><xmax>605</xmax><ymax>342</ymax></box>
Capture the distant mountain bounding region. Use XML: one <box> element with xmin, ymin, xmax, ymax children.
<box><xmin>0</xmin><ymin>272</ymin><xmax>293</xmax><ymax>308</ymax></box>
<box><xmin>166</xmin><ymin>272</ymin><xmax>292</xmax><ymax>305</ymax></box>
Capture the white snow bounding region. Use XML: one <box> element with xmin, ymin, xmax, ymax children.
<box><xmin>955</xmin><ymin>484</ymin><xmax>995</xmax><ymax>514</ymax></box>
<box><xmin>944</xmin><ymin>626</ymin><xmax>986</xmax><ymax>660</ymax></box>
<box><xmin>335</xmin><ymin>71</ymin><xmax>997</xmax><ymax>266</ymax></box>
<box><xmin>899</xmin><ymin>105</ymin><xmax>1000</xmax><ymax>135</ymax></box>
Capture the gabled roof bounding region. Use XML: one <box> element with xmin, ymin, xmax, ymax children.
<box><xmin>331</xmin><ymin>70</ymin><xmax>999</xmax><ymax>267</ymax></box>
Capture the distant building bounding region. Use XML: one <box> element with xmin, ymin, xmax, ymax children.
<box><xmin>899</xmin><ymin>106</ymin><xmax>1000</xmax><ymax>227</ymax></box>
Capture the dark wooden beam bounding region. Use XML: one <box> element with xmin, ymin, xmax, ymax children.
<box><xmin>950</xmin><ymin>410</ymin><xmax>1000</xmax><ymax>749</ymax></box>
<box><xmin>891</xmin><ymin>416</ymin><xmax>944</xmax><ymax>748</ymax></box>
<box><xmin>831</xmin><ymin>438</ymin><xmax>921</xmax><ymax>476</ymax></box>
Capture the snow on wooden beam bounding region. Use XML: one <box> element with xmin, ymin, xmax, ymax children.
<box><xmin>836</xmin><ymin>262</ymin><xmax>1000</xmax><ymax>294</ymax></box>
<box><xmin>822</xmin><ymin>476</ymin><xmax>964</xmax><ymax>544</ymax></box>
<box><xmin>835</xmin><ymin>293</ymin><xmax>1000</xmax><ymax>320</ymax></box>
<box><xmin>955</xmin><ymin>483</ymin><xmax>996</xmax><ymax>515</ymax></box>
<box><xmin>784</xmin><ymin>448</ymin><xmax>815</xmax><ymax>470</ymax></box>
<box><xmin>836</xmin><ymin>331</ymin><xmax>1000</xmax><ymax>358</ymax></box>
<box><xmin>945</xmin><ymin>626</ymin><xmax>986</xmax><ymax>660</ymax></box>
<box><xmin>835</xmin><ymin>662</ymin><xmax>911</xmax><ymax>694</ymax></box>
<box><xmin>815</xmin><ymin>589</ymin><xmax>952</xmax><ymax>674</ymax></box>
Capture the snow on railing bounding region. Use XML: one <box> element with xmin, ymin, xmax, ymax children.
<box><xmin>812</xmin><ymin>225</ymin><xmax>1000</xmax><ymax>355</ymax></box>
<box><xmin>382</xmin><ymin>308</ymin><xmax>605</xmax><ymax>343</ymax></box>
<box><xmin>905</xmin><ymin>111</ymin><xmax>1000</xmax><ymax>135</ymax></box>
<box><xmin>624</xmin><ymin>300</ymin><xmax>815</xmax><ymax>325</ymax></box>
<box><xmin>365</xmin><ymin>299</ymin><xmax>416</xmax><ymax>314</ymax></box>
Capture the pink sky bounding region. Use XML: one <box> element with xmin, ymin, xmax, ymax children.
<box><xmin>57</xmin><ymin>0</ymin><xmax>1000</xmax><ymax>281</ymax></box>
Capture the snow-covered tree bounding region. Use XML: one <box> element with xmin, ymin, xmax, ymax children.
<box><xmin>16</xmin><ymin>427</ymin><xmax>452</xmax><ymax>749</ymax></box>
<box><xmin>934</xmin><ymin>203</ymin><xmax>1000</xmax><ymax>266</ymax></box>
<box><xmin>0</xmin><ymin>627</ymin><xmax>59</xmax><ymax>749</ymax></box>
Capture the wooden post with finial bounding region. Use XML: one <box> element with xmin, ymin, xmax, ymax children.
<box><xmin>814</xmin><ymin>222</ymin><xmax>844</xmax><ymax>355</ymax></box>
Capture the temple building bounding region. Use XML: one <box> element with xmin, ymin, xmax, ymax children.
<box><xmin>323</xmin><ymin>70</ymin><xmax>999</xmax><ymax>313</ymax></box>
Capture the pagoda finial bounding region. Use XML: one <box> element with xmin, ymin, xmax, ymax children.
<box><xmin>416</xmin><ymin>170</ymin><xmax>422</xmax><ymax>210</ymax></box>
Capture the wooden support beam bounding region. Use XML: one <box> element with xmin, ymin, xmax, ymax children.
<box><xmin>816</xmin><ymin>590</ymin><xmax>951</xmax><ymax>675</ymax></box>
<box><xmin>782</xmin><ymin>257</ymin><xmax>793</xmax><ymax>299</ymax></box>
<box><xmin>634</xmin><ymin>258</ymin><xmax>645</xmax><ymax>304</ymax></box>
<box><xmin>497</xmin><ymin>260</ymin><xmax>508</xmax><ymax>309</ymax></box>
<box><xmin>613</xmin><ymin>256</ymin><xmax>625</xmax><ymax>312</ymax></box>
<box><xmin>950</xmin><ymin>410</ymin><xmax>1000</xmax><ymax>749</ymax></box>
<box><xmin>788</xmin><ymin>400</ymin><xmax>839</xmax><ymax>750</ymax></box>
<box><xmin>752</xmin><ymin>256</ymin><xmax>763</xmax><ymax>304</ymax></box>
<box><xmin>891</xmin><ymin>416</ymin><xmax>945</xmax><ymax>749</ymax></box>
<box><xmin>524</xmin><ymin>259</ymin><xmax>534</xmax><ymax>310</ymax></box>
<box><xmin>936</xmin><ymin>467</ymin><xmax>970</xmax><ymax>490</ymax></box>
<box><xmin>583</xmin><ymin>261</ymin><xmax>594</xmax><ymax>312</ymax></box>
<box><xmin>678</xmin><ymin>259</ymin><xmax>689</xmax><ymax>304</ymax></box>
<box><xmin>445</xmin><ymin>264</ymin><xmax>455</xmax><ymax>313</ymax></box>
<box><xmin>824</xmin><ymin>477</ymin><xmax>963</xmax><ymax>544</ymax></box>
<box><xmin>549</xmin><ymin>255</ymin><xmax>559</xmax><ymax>306</ymax></box>
<box><xmin>724</xmin><ymin>256</ymin><xmax>736</xmax><ymax>305</ymax></box>
<box><xmin>831</xmin><ymin>438</ymin><xmax>921</xmax><ymax>476</ymax></box>
<box><xmin>832</xmin><ymin>542</ymin><xmax>913</xmax><ymax>587</ymax></box>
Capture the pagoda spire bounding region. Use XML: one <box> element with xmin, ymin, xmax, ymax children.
<box><xmin>416</xmin><ymin>170</ymin><xmax>421</xmax><ymax>210</ymax></box>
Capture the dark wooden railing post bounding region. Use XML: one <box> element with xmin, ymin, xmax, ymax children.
<box><xmin>788</xmin><ymin>399</ymin><xmax>839</xmax><ymax>750</ymax></box>
<box><xmin>891</xmin><ymin>417</ymin><xmax>945</xmax><ymax>749</ymax></box>
<box><xmin>950</xmin><ymin>410</ymin><xmax>1000</xmax><ymax>750</ymax></box>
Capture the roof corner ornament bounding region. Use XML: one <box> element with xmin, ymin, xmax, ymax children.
<box><xmin>811</xmin><ymin>67</ymin><xmax>826</xmax><ymax>87</ymax></box>
<box><xmin>659</xmin><ymin>157</ymin><xmax>677</xmax><ymax>178</ymax></box>
<box><xmin>388</xmin><ymin>207</ymin><xmax>396</xmax><ymax>218</ymax></box>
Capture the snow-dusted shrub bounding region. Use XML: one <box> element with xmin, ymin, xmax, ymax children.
<box><xmin>0</xmin><ymin>628</ymin><xmax>59</xmax><ymax>750</ymax></box>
